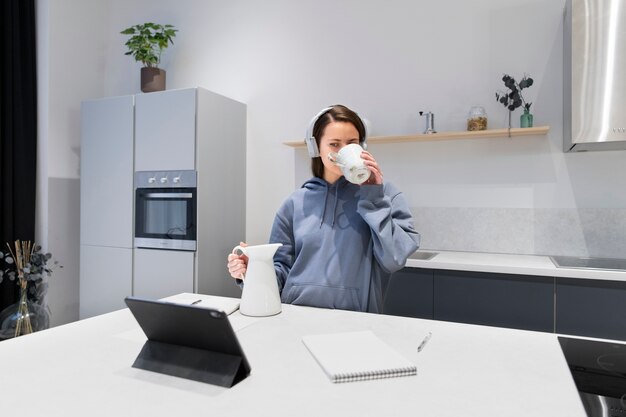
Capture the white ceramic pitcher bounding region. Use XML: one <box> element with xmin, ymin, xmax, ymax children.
<box><xmin>232</xmin><ymin>243</ymin><xmax>282</xmax><ymax>317</ymax></box>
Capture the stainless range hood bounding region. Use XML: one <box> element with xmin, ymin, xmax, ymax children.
<box><xmin>563</xmin><ymin>0</ymin><xmax>626</xmax><ymax>152</ymax></box>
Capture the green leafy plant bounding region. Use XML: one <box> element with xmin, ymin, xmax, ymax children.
<box><xmin>495</xmin><ymin>74</ymin><xmax>534</xmax><ymax>112</ymax></box>
<box><xmin>120</xmin><ymin>23</ymin><xmax>178</xmax><ymax>68</ymax></box>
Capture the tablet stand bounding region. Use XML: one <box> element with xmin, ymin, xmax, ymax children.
<box><xmin>132</xmin><ymin>340</ymin><xmax>249</xmax><ymax>387</ymax></box>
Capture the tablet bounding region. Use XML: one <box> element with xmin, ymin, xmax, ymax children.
<box><xmin>125</xmin><ymin>296</ymin><xmax>251</xmax><ymax>387</ymax></box>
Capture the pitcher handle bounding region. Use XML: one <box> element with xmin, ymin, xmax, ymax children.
<box><xmin>231</xmin><ymin>245</ymin><xmax>247</xmax><ymax>280</ymax></box>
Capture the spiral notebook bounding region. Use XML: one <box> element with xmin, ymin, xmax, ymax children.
<box><xmin>302</xmin><ymin>330</ymin><xmax>417</xmax><ymax>383</ymax></box>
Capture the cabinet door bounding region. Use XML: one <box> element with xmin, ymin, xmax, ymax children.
<box><xmin>556</xmin><ymin>278</ymin><xmax>626</xmax><ymax>340</ymax></box>
<box><xmin>80</xmin><ymin>96</ymin><xmax>134</xmax><ymax>247</ymax></box>
<box><xmin>135</xmin><ymin>88</ymin><xmax>197</xmax><ymax>171</ymax></box>
<box><xmin>133</xmin><ymin>248</ymin><xmax>194</xmax><ymax>299</ymax></box>
<box><xmin>383</xmin><ymin>268</ymin><xmax>434</xmax><ymax>319</ymax></box>
<box><xmin>434</xmin><ymin>270</ymin><xmax>554</xmax><ymax>332</ymax></box>
<box><xmin>79</xmin><ymin>245</ymin><xmax>132</xmax><ymax>319</ymax></box>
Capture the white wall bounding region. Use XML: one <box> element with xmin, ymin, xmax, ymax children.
<box><xmin>38</xmin><ymin>0</ymin><xmax>626</xmax><ymax>325</ymax></box>
<box><xmin>37</xmin><ymin>0</ymin><xmax>110</xmax><ymax>325</ymax></box>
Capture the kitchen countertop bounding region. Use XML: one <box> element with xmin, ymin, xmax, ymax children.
<box><xmin>0</xmin><ymin>295</ymin><xmax>586</xmax><ymax>417</ymax></box>
<box><xmin>405</xmin><ymin>250</ymin><xmax>626</xmax><ymax>282</ymax></box>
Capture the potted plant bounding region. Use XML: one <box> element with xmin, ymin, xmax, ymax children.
<box><xmin>495</xmin><ymin>74</ymin><xmax>534</xmax><ymax>128</ymax></box>
<box><xmin>120</xmin><ymin>23</ymin><xmax>178</xmax><ymax>93</ymax></box>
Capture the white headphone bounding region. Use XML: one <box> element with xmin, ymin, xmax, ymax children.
<box><xmin>304</xmin><ymin>106</ymin><xmax>368</xmax><ymax>158</ymax></box>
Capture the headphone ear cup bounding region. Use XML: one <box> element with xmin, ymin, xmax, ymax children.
<box><xmin>306</xmin><ymin>136</ymin><xmax>320</xmax><ymax>158</ymax></box>
<box><xmin>304</xmin><ymin>107</ymin><xmax>333</xmax><ymax>159</ymax></box>
<box><xmin>360</xmin><ymin>117</ymin><xmax>369</xmax><ymax>150</ymax></box>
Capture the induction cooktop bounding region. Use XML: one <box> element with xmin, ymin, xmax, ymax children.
<box><xmin>551</xmin><ymin>256</ymin><xmax>626</xmax><ymax>272</ymax></box>
<box><xmin>559</xmin><ymin>337</ymin><xmax>626</xmax><ymax>417</ymax></box>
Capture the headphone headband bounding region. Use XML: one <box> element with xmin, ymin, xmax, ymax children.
<box><xmin>304</xmin><ymin>106</ymin><xmax>368</xmax><ymax>158</ymax></box>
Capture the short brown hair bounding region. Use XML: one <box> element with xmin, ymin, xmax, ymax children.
<box><xmin>310</xmin><ymin>104</ymin><xmax>367</xmax><ymax>178</ymax></box>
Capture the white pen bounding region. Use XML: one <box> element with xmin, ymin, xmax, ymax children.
<box><xmin>417</xmin><ymin>332</ymin><xmax>432</xmax><ymax>352</ymax></box>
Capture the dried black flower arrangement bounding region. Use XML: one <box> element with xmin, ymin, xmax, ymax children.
<box><xmin>495</xmin><ymin>74</ymin><xmax>534</xmax><ymax>112</ymax></box>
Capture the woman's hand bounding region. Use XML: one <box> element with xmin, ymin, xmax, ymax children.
<box><xmin>361</xmin><ymin>151</ymin><xmax>383</xmax><ymax>185</ymax></box>
<box><xmin>227</xmin><ymin>241</ymin><xmax>248</xmax><ymax>280</ymax></box>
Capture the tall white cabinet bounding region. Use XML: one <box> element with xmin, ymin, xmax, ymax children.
<box><xmin>80</xmin><ymin>88</ymin><xmax>246</xmax><ymax>319</ymax></box>
<box><xmin>79</xmin><ymin>95</ymin><xmax>134</xmax><ymax>319</ymax></box>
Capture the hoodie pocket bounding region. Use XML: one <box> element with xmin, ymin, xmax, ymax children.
<box><xmin>284</xmin><ymin>283</ymin><xmax>361</xmax><ymax>311</ymax></box>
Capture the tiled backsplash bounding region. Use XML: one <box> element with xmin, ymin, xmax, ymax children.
<box><xmin>412</xmin><ymin>207</ymin><xmax>626</xmax><ymax>259</ymax></box>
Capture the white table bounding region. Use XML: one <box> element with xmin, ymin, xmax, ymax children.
<box><xmin>0</xmin><ymin>295</ymin><xmax>586</xmax><ymax>417</ymax></box>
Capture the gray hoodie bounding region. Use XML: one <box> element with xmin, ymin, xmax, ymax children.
<box><xmin>269</xmin><ymin>176</ymin><xmax>420</xmax><ymax>313</ymax></box>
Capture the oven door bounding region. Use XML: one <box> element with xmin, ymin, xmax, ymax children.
<box><xmin>134</xmin><ymin>187</ymin><xmax>197</xmax><ymax>251</ymax></box>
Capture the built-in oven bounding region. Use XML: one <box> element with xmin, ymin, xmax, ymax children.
<box><xmin>134</xmin><ymin>170</ymin><xmax>197</xmax><ymax>251</ymax></box>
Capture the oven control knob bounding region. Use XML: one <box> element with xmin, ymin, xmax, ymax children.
<box><xmin>148</xmin><ymin>177</ymin><xmax>156</xmax><ymax>184</ymax></box>
<box><xmin>160</xmin><ymin>177</ymin><xmax>168</xmax><ymax>184</ymax></box>
<box><xmin>173</xmin><ymin>176</ymin><xmax>181</xmax><ymax>184</ymax></box>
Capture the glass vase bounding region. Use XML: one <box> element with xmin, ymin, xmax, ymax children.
<box><xmin>0</xmin><ymin>285</ymin><xmax>49</xmax><ymax>339</ymax></box>
<box><xmin>520</xmin><ymin>109</ymin><xmax>534</xmax><ymax>128</ymax></box>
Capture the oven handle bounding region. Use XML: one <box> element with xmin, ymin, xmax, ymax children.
<box><xmin>144</xmin><ymin>193</ymin><xmax>194</xmax><ymax>199</ymax></box>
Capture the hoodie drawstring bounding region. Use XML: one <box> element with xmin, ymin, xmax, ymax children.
<box><xmin>330</xmin><ymin>184</ymin><xmax>339</xmax><ymax>228</ymax></box>
<box><xmin>319</xmin><ymin>181</ymin><xmax>341</xmax><ymax>228</ymax></box>
<box><xmin>319</xmin><ymin>186</ymin><xmax>328</xmax><ymax>228</ymax></box>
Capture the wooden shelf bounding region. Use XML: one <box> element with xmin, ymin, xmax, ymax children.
<box><xmin>283</xmin><ymin>126</ymin><xmax>550</xmax><ymax>147</ymax></box>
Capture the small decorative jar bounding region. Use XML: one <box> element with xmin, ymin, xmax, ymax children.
<box><xmin>520</xmin><ymin>108</ymin><xmax>534</xmax><ymax>128</ymax></box>
<box><xmin>467</xmin><ymin>106</ymin><xmax>488</xmax><ymax>131</ymax></box>
<box><xmin>467</xmin><ymin>106</ymin><xmax>487</xmax><ymax>131</ymax></box>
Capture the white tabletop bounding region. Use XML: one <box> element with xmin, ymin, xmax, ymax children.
<box><xmin>407</xmin><ymin>249</ymin><xmax>626</xmax><ymax>282</ymax></box>
<box><xmin>0</xmin><ymin>295</ymin><xmax>586</xmax><ymax>417</ymax></box>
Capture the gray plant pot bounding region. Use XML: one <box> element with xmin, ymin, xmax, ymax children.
<box><xmin>140</xmin><ymin>67</ymin><xmax>166</xmax><ymax>93</ymax></box>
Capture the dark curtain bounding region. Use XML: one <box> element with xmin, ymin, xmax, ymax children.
<box><xmin>0</xmin><ymin>0</ymin><xmax>38</xmax><ymax>310</ymax></box>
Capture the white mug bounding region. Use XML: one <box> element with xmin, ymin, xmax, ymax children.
<box><xmin>327</xmin><ymin>144</ymin><xmax>371</xmax><ymax>184</ymax></box>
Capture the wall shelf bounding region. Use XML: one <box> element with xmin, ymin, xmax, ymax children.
<box><xmin>283</xmin><ymin>126</ymin><xmax>550</xmax><ymax>147</ymax></box>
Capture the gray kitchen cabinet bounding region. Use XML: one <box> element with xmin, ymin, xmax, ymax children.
<box><xmin>386</xmin><ymin>267</ymin><xmax>554</xmax><ymax>332</ymax></box>
<box><xmin>80</xmin><ymin>88</ymin><xmax>246</xmax><ymax>319</ymax></box>
<box><xmin>385</xmin><ymin>266</ymin><xmax>626</xmax><ymax>340</ymax></box>
<box><xmin>80</xmin><ymin>95</ymin><xmax>134</xmax><ymax>247</ymax></box>
<box><xmin>133</xmin><ymin>248</ymin><xmax>194</xmax><ymax>299</ymax></box>
<box><xmin>80</xmin><ymin>95</ymin><xmax>134</xmax><ymax>319</ymax></box>
<box><xmin>383</xmin><ymin>268</ymin><xmax>434</xmax><ymax>319</ymax></box>
<box><xmin>135</xmin><ymin>88</ymin><xmax>197</xmax><ymax>171</ymax></box>
<box><xmin>556</xmin><ymin>278</ymin><xmax>626</xmax><ymax>340</ymax></box>
<box><xmin>434</xmin><ymin>270</ymin><xmax>554</xmax><ymax>332</ymax></box>
<box><xmin>79</xmin><ymin>246</ymin><xmax>132</xmax><ymax>318</ymax></box>
<box><xmin>132</xmin><ymin>88</ymin><xmax>246</xmax><ymax>300</ymax></box>
<box><xmin>133</xmin><ymin>88</ymin><xmax>246</xmax><ymax>299</ymax></box>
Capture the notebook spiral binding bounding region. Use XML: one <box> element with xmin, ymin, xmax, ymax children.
<box><xmin>332</xmin><ymin>366</ymin><xmax>417</xmax><ymax>383</ymax></box>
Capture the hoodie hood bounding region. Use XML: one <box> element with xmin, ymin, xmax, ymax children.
<box><xmin>302</xmin><ymin>177</ymin><xmax>351</xmax><ymax>228</ymax></box>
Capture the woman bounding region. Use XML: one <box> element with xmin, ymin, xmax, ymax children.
<box><xmin>227</xmin><ymin>105</ymin><xmax>420</xmax><ymax>313</ymax></box>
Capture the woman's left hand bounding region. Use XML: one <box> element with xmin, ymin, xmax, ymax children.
<box><xmin>361</xmin><ymin>151</ymin><xmax>383</xmax><ymax>185</ymax></box>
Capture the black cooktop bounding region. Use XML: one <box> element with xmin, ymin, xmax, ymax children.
<box><xmin>559</xmin><ymin>336</ymin><xmax>626</xmax><ymax>399</ymax></box>
<box><xmin>551</xmin><ymin>256</ymin><xmax>626</xmax><ymax>272</ymax></box>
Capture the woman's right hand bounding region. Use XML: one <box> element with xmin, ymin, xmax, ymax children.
<box><xmin>227</xmin><ymin>242</ymin><xmax>248</xmax><ymax>280</ymax></box>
